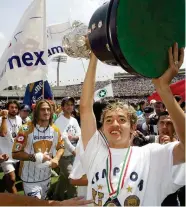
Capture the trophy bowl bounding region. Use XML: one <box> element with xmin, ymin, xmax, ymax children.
<box><xmin>62</xmin><ymin>21</ymin><xmax>91</xmax><ymax>59</ymax></box>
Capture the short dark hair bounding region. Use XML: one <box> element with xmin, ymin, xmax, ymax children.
<box><xmin>61</xmin><ymin>97</ymin><xmax>75</xmax><ymax>107</ymax></box>
<box><xmin>157</xmin><ymin>111</ymin><xmax>169</xmax><ymax>122</ymax></box>
<box><xmin>6</xmin><ymin>100</ymin><xmax>20</xmax><ymax>110</ymax></box>
<box><xmin>155</xmin><ymin>101</ymin><xmax>166</xmax><ymax>109</ymax></box>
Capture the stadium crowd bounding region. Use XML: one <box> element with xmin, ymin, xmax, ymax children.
<box><xmin>63</xmin><ymin>74</ymin><xmax>184</xmax><ymax>98</ymax></box>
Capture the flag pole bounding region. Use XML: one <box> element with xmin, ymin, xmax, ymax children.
<box><xmin>42</xmin><ymin>80</ymin><xmax>45</xmax><ymax>100</ymax></box>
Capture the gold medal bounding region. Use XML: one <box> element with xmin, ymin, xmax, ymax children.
<box><xmin>124</xmin><ymin>195</ymin><xmax>140</xmax><ymax>206</ymax></box>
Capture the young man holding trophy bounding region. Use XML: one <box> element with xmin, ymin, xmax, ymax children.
<box><xmin>79</xmin><ymin>42</ymin><xmax>185</xmax><ymax>206</ymax></box>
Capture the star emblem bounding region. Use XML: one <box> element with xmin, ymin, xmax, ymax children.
<box><xmin>126</xmin><ymin>186</ymin><xmax>133</xmax><ymax>193</ymax></box>
<box><xmin>98</xmin><ymin>89</ymin><xmax>107</xmax><ymax>98</ymax></box>
<box><xmin>97</xmin><ymin>184</ymin><xmax>103</xmax><ymax>190</ymax></box>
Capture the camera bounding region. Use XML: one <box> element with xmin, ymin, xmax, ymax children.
<box><xmin>132</xmin><ymin>131</ymin><xmax>155</xmax><ymax>147</ymax></box>
<box><xmin>149</xmin><ymin>115</ymin><xmax>159</xmax><ymax>125</ymax></box>
<box><xmin>144</xmin><ymin>107</ymin><xmax>158</xmax><ymax>126</ymax></box>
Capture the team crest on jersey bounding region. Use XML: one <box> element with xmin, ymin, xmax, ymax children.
<box><xmin>59</xmin><ymin>144</ymin><xmax>65</xmax><ymax>149</ymax></box>
<box><xmin>15</xmin><ymin>143</ymin><xmax>22</xmax><ymax>151</ymax></box>
<box><xmin>124</xmin><ymin>195</ymin><xmax>140</xmax><ymax>206</ymax></box>
<box><xmin>22</xmin><ymin>125</ymin><xmax>29</xmax><ymax>131</ymax></box>
<box><xmin>17</xmin><ymin>136</ymin><xmax>24</xmax><ymax>143</ymax></box>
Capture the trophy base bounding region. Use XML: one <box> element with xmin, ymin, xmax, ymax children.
<box><xmin>88</xmin><ymin>2</ymin><xmax>118</xmax><ymax>66</ymax></box>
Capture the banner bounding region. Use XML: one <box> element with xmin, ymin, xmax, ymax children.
<box><xmin>0</xmin><ymin>0</ymin><xmax>47</xmax><ymax>91</ymax></box>
<box><xmin>94</xmin><ymin>83</ymin><xmax>114</xmax><ymax>101</ymax></box>
<box><xmin>23</xmin><ymin>80</ymin><xmax>53</xmax><ymax>106</ymax></box>
<box><xmin>148</xmin><ymin>79</ymin><xmax>185</xmax><ymax>101</ymax></box>
<box><xmin>47</xmin><ymin>22</ymin><xmax>71</xmax><ymax>62</ymax></box>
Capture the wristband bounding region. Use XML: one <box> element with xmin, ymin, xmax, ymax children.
<box><xmin>29</xmin><ymin>154</ymin><xmax>36</xmax><ymax>162</ymax></box>
<box><xmin>35</xmin><ymin>152</ymin><xmax>44</xmax><ymax>164</ymax></box>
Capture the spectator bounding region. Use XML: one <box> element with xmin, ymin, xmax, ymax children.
<box><xmin>19</xmin><ymin>104</ymin><xmax>31</xmax><ymax>124</ymax></box>
<box><xmin>54</xmin><ymin>97</ymin><xmax>81</xmax><ymax>201</ymax></box>
<box><xmin>0</xmin><ymin>100</ymin><xmax>22</xmax><ymax>193</ymax></box>
<box><xmin>136</xmin><ymin>101</ymin><xmax>146</xmax><ymax>116</ymax></box>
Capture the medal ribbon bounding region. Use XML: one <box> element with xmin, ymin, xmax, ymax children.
<box><xmin>8</xmin><ymin>118</ymin><xmax>17</xmax><ymax>136</ymax></box>
<box><xmin>106</xmin><ymin>146</ymin><xmax>132</xmax><ymax>199</ymax></box>
<box><xmin>99</xmin><ymin>130</ymin><xmax>133</xmax><ymax>199</ymax></box>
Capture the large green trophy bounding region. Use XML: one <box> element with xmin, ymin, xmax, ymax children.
<box><xmin>88</xmin><ymin>0</ymin><xmax>185</xmax><ymax>78</ymax></box>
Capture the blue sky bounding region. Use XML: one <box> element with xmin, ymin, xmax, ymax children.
<box><xmin>0</xmin><ymin>0</ymin><xmax>185</xmax><ymax>86</ymax></box>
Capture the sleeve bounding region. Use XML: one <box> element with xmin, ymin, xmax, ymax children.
<box><xmin>172</xmin><ymin>163</ymin><xmax>185</xmax><ymax>186</ymax></box>
<box><xmin>69</xmin><ymin>141</ymin><xmax>85</xmax><ymax>179</ymax></box>
<box><xmin>55</xmin><ymin>129</ymin><xmax>65</xmax><ymax>151</ymax></box>
<box><xmin>62</xmin><ymin>132</ymin><xmax>76</xmax><ymax>153</ymax></box>
<box><xmin>74</xmin><ymin>119</ymin><xmax>81</xmax><ymax>137</ymax></box>
<box><xmin>79</xmin><ymin>130</ymin><xmax>107</xmax><ymax>176</ymax></box>
<box><xmin>0</xmin><ymin>117</ymin><xmax>2</xmax><ymax>126</ymax></box>
<box><xmin>12</xmin><ymin>127</ymin><xmax>27</xmax><ymax>153</ymax></box>
<box><xmin>146</xmin><ymin>142</ymin><xmax>184</xmax><ymax>199</ymax></box>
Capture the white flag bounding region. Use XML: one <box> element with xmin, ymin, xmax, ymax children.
<box><xmin>94</xmin><ymin>83</ymin><xmax>114</xmax><ymax>101</ymax></box>
<box><xmin>0</xmin><ymin>0</ymin><xmax>47</xmax><ymax>91</ymax></box>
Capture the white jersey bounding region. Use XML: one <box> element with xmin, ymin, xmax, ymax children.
<box><xmin>12</xmin><ymin>123</ymin><xmax>64</xmax><ymax>183</ymax></box>
<box><xmin>80</xmin><ymin>131</ymin><xmax>184</xmax><ymax>206</ymax></box>
<box><xmin>0</xmin><ymin>116</ymin><xmax>22</xmax><ymax>162</ymax></box>
<box><xmin>55</xmin><ymin>114</ymin><xmax>81</xmax><ymax>156</ymax></box>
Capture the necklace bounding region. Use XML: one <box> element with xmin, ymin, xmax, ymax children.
<box><xmin>35</xmin><ymin>124</ymin><xmax>49</xmax><ymax>133</ymax></box>
<box><xmin>8</xmin><ymin>117</ymin><xmax>17</xmax><ymax>138</ymax></box>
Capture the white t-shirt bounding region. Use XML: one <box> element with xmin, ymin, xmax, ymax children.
<box><xmin>55</xmin><ymin>115</ymin><xmax>81</xmax><ymax>156</ymax></box>
<box><xmin>80</xmin><ymin>131</ymin><xmax>184</xmax><ymax>206</ymax></box>
<box><xmin>69</xmin><ymin>139</ymin><xmax>87</xmax><ymax>197</ymax></box>
<box><xmin>0</xmin><ymin>116</ymin><xmax>22</xmax><ymax>162</ymax></box>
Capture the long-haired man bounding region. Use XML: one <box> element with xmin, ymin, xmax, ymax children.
<box><xmin>12</xmin><ymin>100</ymin><xmax>65</xmax><ymax>199</ymax></box>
